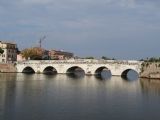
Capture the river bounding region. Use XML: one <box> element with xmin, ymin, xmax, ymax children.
<box><xmin>0</xmin><ymin>73</ymin><xmax>160</xmax><ymax>120</ymax></box>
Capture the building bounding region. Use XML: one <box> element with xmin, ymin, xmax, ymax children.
<box><xmin>49</xmin><ymin>50</ymin><xmax>74</xmax><ymax>60</ymax></box>
<box><xmin>42</xmin><ymin>50</ymin><xmax>50</xmax><ymax>60</ymax></box>
<box><xmin>17</xmin><ymin>53</ymin><xmax>26</xmax><ymax>61</ymax></box>
<box><xmin>0</xmin><ymin>41</ymin><xmax>17</xmax><ymax>63</ymax></box>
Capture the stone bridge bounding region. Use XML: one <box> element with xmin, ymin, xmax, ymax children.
<box><xmin>16</xmin><ymin>59</ymin><xmax>143</xmax><ymax>77</ymax></box>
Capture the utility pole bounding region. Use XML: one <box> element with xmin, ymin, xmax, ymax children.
<box><xmin>39</xmin><ymin>36</ymin><xmax>46</xmax><ymax>48</ymax></box>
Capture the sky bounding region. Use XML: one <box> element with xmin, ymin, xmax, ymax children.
<box><xmin>0</xmin><ymin>0</ymin><xmax>160</xmax><ymax>60</ymax></box>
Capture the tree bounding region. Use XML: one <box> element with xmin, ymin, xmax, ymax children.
<box><xmin>101</xmin><ymin>56</ymin><xmax>110</xmax><ymax>60</ymax></box>
<box><xmin>0</xmin><ymin>47</ymin><xmax>4</xmax><ymax>54</ymax></box>
<box><xmin>21</xmin><ymin>47</ymin><xmax>44</xmax><ymax>60</ymax></box>
<box><xmin>85</xmin><ymin>56</ymin><xmax>94</xmax><ymax>59</ymax></box>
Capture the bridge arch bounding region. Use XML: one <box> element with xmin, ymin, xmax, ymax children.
<box><xmin>95</xmin><ymin>66</ymin><xmax>111</xmax><ymax>75</ymax></box>
<box><xmin>43</xmin><ymin>66</ymin><xmax>57</xmax><ymax>74</ymax></box>
<box><xmin>121</xmin><ymin>69</ymin><xmax>139</xmax><ymax>80</ymax></box>
<box><xmin>66</xmin><ymin>66</ymin><xmax>85</xmax><ymax>74</ymax></box>
<box><xmin>22</xmin><ymin>66</ymin><xmax>35</xmax><ymax>73</ymax></box>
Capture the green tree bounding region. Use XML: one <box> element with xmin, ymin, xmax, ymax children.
<box><xmin>101</xmin><ymin>56</ymin><xmax>110</xmax><ymax>60</ymax></box>
<box><xmin>85</xmin><ymin>56</ymin><xmax>94</xmax><ymax>59</ymax></box>
<box><xmin>0</xmin><ymin>47</ymin><xmax>4</xmax><ymax>54</ymax></box>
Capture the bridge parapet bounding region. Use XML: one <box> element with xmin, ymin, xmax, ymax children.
<box><xmin>16</xmin><ymin>59</ymin><xmax>142</xmax><ymax>65</ymax></box>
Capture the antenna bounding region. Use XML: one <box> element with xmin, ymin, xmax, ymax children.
<box><xmin>39</xmin><ymin>36</ymin><xmax>46</xmax><ymax>48</ymax></box>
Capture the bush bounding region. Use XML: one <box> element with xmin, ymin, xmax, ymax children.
<box><xmin>0</xmin><ymin>47</ymin><xmax>4</xmax><ymax>54</ymax></box>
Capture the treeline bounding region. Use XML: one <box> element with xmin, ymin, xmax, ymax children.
<box><xmin>140</xmin><ymin>57</ymin><xmax>160</xmax><ymax>62</ymax></box>
<box><xmin>81</xmin><ymin>56</ymin><xmax>116</xmax><ymax>60</ymax></box>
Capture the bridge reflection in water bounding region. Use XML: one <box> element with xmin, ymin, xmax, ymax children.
<box><xmin>22</xmin><ymin>66</ymin><xmax>139</xmax><ymax>81</ymax></box>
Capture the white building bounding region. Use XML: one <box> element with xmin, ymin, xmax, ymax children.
<box><xmin>0</xmin><ymin>41</ymin><xmax>17</xmax><ymax>63</ymax></box>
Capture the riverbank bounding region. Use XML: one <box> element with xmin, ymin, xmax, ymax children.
<box><xmin>0</xmin><ymin>63</ymin><xmax>17</xmax><ymax>73</ymax></box>
<box><xmin>140</xmin><ymin>62</ymin><xmax>160</xmax><ymax>79</ymax></box>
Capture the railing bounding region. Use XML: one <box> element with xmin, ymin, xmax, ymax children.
<box><xmin>16</xmin><ymin>59</ymin><xmax>143</xmax><ymax>65</ymax></box>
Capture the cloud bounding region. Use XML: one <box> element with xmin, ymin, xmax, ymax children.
<box><xmin>20</xmin><ymin>0</ymin><xmax>54</xmax><ymax>5</ymax></box>
<box><xmin>0</xmin><ymin>0</ymin><xmax>160</xmax><ymax>59</ymax></box>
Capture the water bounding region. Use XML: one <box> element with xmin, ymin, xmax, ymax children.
<box><xmin>0</xmin><ymin>73</ymin><xmax>160</xmax><ymax>120</ymax></box>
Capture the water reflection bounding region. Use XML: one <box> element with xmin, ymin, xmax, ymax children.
<box><xmin>140</xmin><ymin>78</ymin><xmax>160</xmax><ymax>96</ymax></box>
<box><xmin>67</xmin><ymin>72</ymin><xmax>85</xmax><ymax>79</ymax></box>
<box><xmin>0</xmin><ymin>73</ymin><xmax>160</xmax><ymax>120</ymax></box>
<box><xmin>121</xmin><ymin>70</ymin><xmax>139</xmax><ymax>81</ymax></box>
<box><xmin>0</xmin><ymin>73</ymin><xmax>17</xmax><ymax>120</ymax></box>
<box><xmin>95</xmin><ymin>70</ymin><xmax>112</xmax><ymax>80</ymax></box>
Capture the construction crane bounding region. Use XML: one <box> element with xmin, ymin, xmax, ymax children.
<box><xmin>39</xmin><ymin>36</ymin><xmax>46</xmax><ymax>48</ymax></box>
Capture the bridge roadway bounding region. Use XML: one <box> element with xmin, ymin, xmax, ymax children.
<box><xmin>16</xmin><ymin>59</ymin><xmax>142</xmax><ymax>77</ymax></box>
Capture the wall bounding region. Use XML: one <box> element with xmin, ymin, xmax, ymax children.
<box><xmin>140</xmin><ymin>62</ymin><xmax>160</xmax><ymax>79</ymax></box>
<box><xmin>0</xmin><ymin>63</ymin><xmax>17</xmax><ymax>73</ymax></box>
